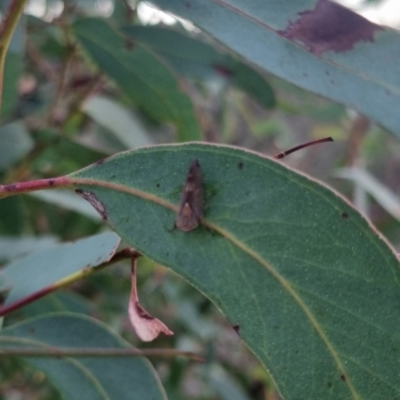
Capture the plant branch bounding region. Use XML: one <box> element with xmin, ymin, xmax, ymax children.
<box><xmin>0</xmin><ymin>176</ymin><xmax>71</xmax><ymax>199</ymax></box>
<box><xmin>0</xmin><ymin>346</ymin><xmax>203</xmax><ymax>362</ymax></box>
<box><xmin>0</xmin><ymin>0</ymin><xmax>28</xmax><ymax>115</ymax></box>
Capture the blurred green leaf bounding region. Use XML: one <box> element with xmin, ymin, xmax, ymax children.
<box><xmin>0</xmin><ymin>235</ymin><xmax>58</xmax><ymax>262</ymax></box>
<box><xmin>0</xmin><ymin>3</ymin><xmax>24</xmax><ymax>119</ymax></box>
<box><xmin>151</xmin><ymin>0</ymin><xmax>400</xmax><ymax>139</ymax></box>
<box><xmin>0</xmin><ymin>313</ymin><xmax>168</xmax><ymax>400</ymax></box>
<box><xmin>122</xmin><ymin>25</ymin><xmax>275</xmax><ymax>109</ymax></box>
<box><xmin>72</xmin><ymin>18</ymin><xmax>202</xmax><ymax>142</ymax></box>
<box><xmin>32</xmin><ymin>129</ymin><xmax>108</xmax><ymax>169</ymax></box>
<box><xmin>70</xmin><ymin>143</ymin><xmax>400</xmax><ymax>400</ymax></box>
<box><xmin>2</xmin><ymin>232</ymin><xmax>120</xmax><ymax>306</ymax></box>
<box><xmin>20</xmin><ymin>292</ymin><xmax>93</xmax><ymax>317</ymax></box>
<box><xmin>0</xmin><ymin>197</ymin><xmax>24</xmax><ymax>235</ymax></box>
<box><xmin>82</xmin><ymin>95</ymin><xmax>152</xmax><ymax>149</ymax></box>
<box><xmin>0</xmin><ymin>273</ymin><xmax>11</xmax><ymax>307</ymax></box>
<box><xmin>2</xmin><ymin>53</ymin><xmax>22</xmax><ymax>119</ymax></box>
<box><xmin>335</xmin><ymin>167</ymin><xmax>400</xmax><ymax>220</ymax></box>
<box><xmin>208</xmin><ymin>364</ymin><xmax>251</xmax><ymax>400</ymax></box>
<box><xmin>29</xmin><ymin>190</ymin><xmax>102</xmax><ymax>221</ymax></box>
<box><xmin>0</xmin><ymin>122</ymin><xmax>33</xmax><ymax>171</ymax></box>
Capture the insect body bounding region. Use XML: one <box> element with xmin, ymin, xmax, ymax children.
<box><xmin>175</xmin><ymin>159</ymin><xmax>204</xmax><ymax>232</ymax></box>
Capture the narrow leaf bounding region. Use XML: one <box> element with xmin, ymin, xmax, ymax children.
<box><xmin>72</xmin><ymin>18</ymin><xmax>202</xmax><ymax>142</ymax></box>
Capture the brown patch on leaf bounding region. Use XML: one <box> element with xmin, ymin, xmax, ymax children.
<box><xmin>75</xmin><ymin>189</ymin><xmax>107</xmax><ymax>220</ymax></box>
<box><xmin>175</xmin><ymin>159</ymin><xmax>204</xmax><ymax>232</ymax></box>
<box><xmin>341</xmin><ymin>212</ymin><xmax>349</xmax><ymax>219</ymax></box>
<box><xmin>341</xmin><ymin>374</ymin><xmax>346</xmax><ymax>381</ymax></box>
<box><xmin>279</xmin><ymin>0</ymin><xmax>383</xmax><ymax>54</ymax></box>
<box><xmin>128</xmin><ymin>259</ymin><xmax>173</xmax><ymax>342</ymax></box>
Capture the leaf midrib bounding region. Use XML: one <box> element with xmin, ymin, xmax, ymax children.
<box><xmin>69</xmin><ymin>176</ymin><xmax>360</xmax><ymax>399</ymax></box>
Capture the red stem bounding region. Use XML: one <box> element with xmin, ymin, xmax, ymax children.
<box><xmin>0</xmin><ymin>176</ymin><xmax>70</xmax><ymax>197</ymax></box>
<box><xmin>0</xmin><ymin>286</ymin><xmax>54</xmax><ymax>316</ymax></box>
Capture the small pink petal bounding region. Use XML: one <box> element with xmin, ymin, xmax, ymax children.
<box><xmin>129</xmin><ymin>300</ymin><xmax>174</xmax><ymax>342</ymax></box>
<box><xmin>128</xmin><ymin>258</ymin><xmax>174</xmax><ymax>342</ymax></box>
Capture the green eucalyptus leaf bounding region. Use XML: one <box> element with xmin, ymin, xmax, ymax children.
<box><xmin>151</xmin><ymin>0</ymin><xmax>400</xmax><ymax>139</ymax></box>
<box><xmin>69</xmin><ymin>143</ymin><xmax>400</xmax><ymax>400</ymax></box>
<box><xmin>72</xmin><ymin>17</ymin><xmax>202</xmax><ymax>142</ymax></box>
<box><xmin>122</xmin><ymin>25</ymin><xmax>275</xmax><ymax>109</ymax></box>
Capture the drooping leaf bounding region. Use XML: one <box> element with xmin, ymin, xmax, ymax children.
<box><xmin>68</xmin><ymin>143</ymin><xmax>400</xmax><ymax>399</ymax></box>
<box><xmin>2</xmin><ymin>232</ymin><xmax>120</xmax><ymax>307</ymax></box>
<box><xmin>150</xmin><ymin>0</ymin><xmax>400</xmax><ymax>138</ymax></box>
<box><xmin>0</xmin><ymin>313</ymin><xmax>167</xmax><ymax>400</ymax></box>
<box><xmin>72</xmin><ymin>18</ymin><xmax>202</xmax><ymax>142</ymax></box>
<box><xmin>121</xmin><ymin>25</ymin><xmax>275</xmax><ymax>109</ymax></box>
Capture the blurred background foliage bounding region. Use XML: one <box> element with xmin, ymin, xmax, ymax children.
<box><xmin>0</xmin><ymin>0</ymin><xmax>399</xmax><ymax>399</ymax></box>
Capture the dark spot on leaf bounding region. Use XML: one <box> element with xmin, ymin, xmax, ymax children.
<box><xmin>213</xmin><ymin>64</ymin><xmax>234</xmax><ymax>78</ymax></box>
<box><xmin>238</xmin><ymin>162</ymin><xmax>244</xmax><ymax>170</ymax></box>
<box><xmin>29</xmin><ymin>327</ymin><xmax>35</xmax><ymax>334</ymax></box>
<box><xmin>279</xmin><ymin>0</ymin><xmax>383</xmax><ymax>54</ymax></box>
<box><xmin>341</xmin><ymin>212</ymin><xmax>349</xmax><ymax>219</ymax></box>
<box><xmin>341</xmin><ymin>374</ymin><xmax>346</xmax><ymax>381</ymax></box>
<box><xmin>135</xmin><ymin>302</ymin><xmax>155</xmax><ymax>320</ymax></box>
<box><xmin>49</xmin><ymin>179</ymin><xmax>54</xmax><ymax>186</ymax></box>
<box><xmin>232</xmin><ymin>324</ymin><xmax>240</xmax><ymax>335</ymax></box>
<box><xmin>185</xmin><ymin>1</ymin><xmax>191</xmax><ymax>8</ymax></box>
<box><xmin>76</xmin><ymin>189</ymin><xmax>108</xmax><ymax>220</ymax></box>
<box><xmin>325</xmin><ymin>71</ymin><xmax>330</xmax><ymax>76</ymax></box>
<box><xmin>156</xmin><ymin>183</ymin><xmax>160</xmax><ymax>188</ymax></box>
<box><xmin>302</xmin><ymin>72</ymin><xmax>308</xmax><ymax>77</ymax></box>
<box><xmin>327</xmin><ymin>382</ymin><xmax>332</xmax><ymax>388</ymax></box>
